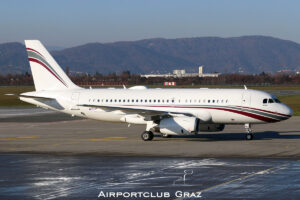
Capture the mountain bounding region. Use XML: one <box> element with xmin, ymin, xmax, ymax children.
<box><xmin>1</xmin><ymin>36</ymin><xmax>300</xmax><ymax>74</ymax></box>
<box><xmin>0</xmin><ymin>42</ymin><xmax>29</xmax><ymax>74</ymax></box>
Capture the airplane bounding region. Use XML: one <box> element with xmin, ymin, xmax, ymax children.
<box><xmin>14</xmin><ymin>40</ymin><xmax>293</xmax><ymax>141</ymax></box>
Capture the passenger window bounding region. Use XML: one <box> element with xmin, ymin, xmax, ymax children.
<box><xmin>145</xmin><ymin>99</ymin><xmax>147</xmax><ymax>102</ymax></box>
<box><xmin>149</xmin><ymin>100</ymin><xmax>152</xmax><ymax>103</ymax></box>
<box><xmin>154</xmin><ymin>100</ymin><xmax>156</xmax><ymax>103</ymax></box>
<box><xmin>268</xmin><ymin>99</ymin><xmax>274</xmax><ymax>103</ymax></box>
<box><xmin>158</xmin><ymin>100</ymin><xmax>160</xmax><ymax>103</ymax></box>
<box><xmin>115</xmin><ymin>99</ymin><xmax>117</xmax><ymax>102</ymax></box>
<box><xmin>132</xmin><ymin>99</ymin><xmax>134</xmax><ymax>102</ymax></box>
<box><xmin>212</xmin><ymin>100</ymin><xmax>215</xmax><ymax>103</ymax></box>
<box><xmin>263</xmin><ymin>99</ymin><xmax>267</xmax><ymax>104</ymax></box>
<box><xmin>167</xmin><ymin>100</ymin><xmax>169</xmax><ymax>103</ymax></box>
<box><xmin>208</xmin><ymin>100</ymin><xmax>210</xmax><ymax>103</ymax></box>
<box><xmin>136</xmin><ymin>99</ymin><xmax>138</xmax><ymax>102</ymax></box>
<box><xmin>123</xmin><ymin>99</ymin><xmax>125</xmax><ymax>102</ymax></box>
<box><xmin>172</xmin><ymin>100</ymin><xmax>174</xmax><ymax>103</ymax></box>
<box><xmin>141</xmin><ymin>99</ymin><xmax>143</xmax><ymax>102</ymax></box>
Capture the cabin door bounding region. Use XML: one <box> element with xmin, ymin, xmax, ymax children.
<box><xmin>71</xmin><ymin>92</ymin><xmax>80</xmax><ymax>110</ymax></box>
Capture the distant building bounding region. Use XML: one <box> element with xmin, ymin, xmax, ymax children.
<box><xmin>164</xmin><ymin>81</ymin><xmax>176</xmax><ymax>86</ymax></box>
<box><xmin>141</xmin><ymin>66</ymin><xmax>220</xmax><ymax>78</ymax></box>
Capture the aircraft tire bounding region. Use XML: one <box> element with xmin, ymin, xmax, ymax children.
<box><xmin>246</xmin><ymin>133</ymin><xmax>253</xmax><ymax>140</ymax></box>
<box><xmin>141</xmin><ymin>131</ymin><xmax>154</xmax><ymax>141</ymax></box>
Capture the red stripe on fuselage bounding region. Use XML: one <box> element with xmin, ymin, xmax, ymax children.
<box><xmin>124</xmin><ymin>105</ymin><xmax>279</xmax><ymax>122</ymax></box>
<box><xmin>28</xmin><ymin>57</ymin><xmax>67</xmax><ymax>87</ymax></box>
<box><xmin>236</xmin><ymin>105</ymin><xmax>290</xmax><ymax>117</ymax></box>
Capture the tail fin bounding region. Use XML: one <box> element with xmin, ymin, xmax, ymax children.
<box><xmin>25</xmin><ymin>40</ymin><xmax>80</xmax><ymax>91</ymax></box>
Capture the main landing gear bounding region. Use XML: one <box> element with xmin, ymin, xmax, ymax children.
<box><xmin>141</xmin><ymin>131</ymin><xmax>154</xmax><ymax>141</ymax></box>
<box><xmin>245</xmin><ymin>123</ymin><xmax>254</xmax><ymax>140</ymax></box>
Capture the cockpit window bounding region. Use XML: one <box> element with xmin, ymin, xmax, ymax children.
<box><xmin>263</xmin><ymin>98</ymin><xmax>268</xmax><ymax>104</ymax></box>
<box><xmin>263</xmin><ymin>98</ymin><xmax>280</xmax><ymax>104</ymax></box>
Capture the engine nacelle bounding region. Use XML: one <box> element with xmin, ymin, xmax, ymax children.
<box><xmin>158</xmin><ymin>117</ymin><xmax>199</xmax><ymax>135</ymax></box>
<box><xmin>198</xmin><ymin>124</ymin><xmax>225</xmax><ymax>132</ymax></box>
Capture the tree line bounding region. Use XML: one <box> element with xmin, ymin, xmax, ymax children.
<box><xmin>1</xmin><ymin>71</ymin><xmax>299</xmax><ymax>86</ymax></box>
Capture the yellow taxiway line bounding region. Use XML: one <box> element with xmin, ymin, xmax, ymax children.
<box><xmin>88</xmin><ymin>137</ymin><xmax>128</xmax><ymax>141</ymax></box>
<box><xmin>0</xmin><ymin>136</ymin><xmax>38</xmax><ymax>141</ymax></box>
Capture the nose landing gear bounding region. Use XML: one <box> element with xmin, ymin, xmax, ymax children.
<box><xmin>245</xmin><ymin>123</ymin><xmax>253</xmax><ymax>140</ymax></box>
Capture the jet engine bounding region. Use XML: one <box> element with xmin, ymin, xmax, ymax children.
<box><xmin>158</xmin><ymin>117</ymin><xmax>199</xmax><ymax>135</ymax></box>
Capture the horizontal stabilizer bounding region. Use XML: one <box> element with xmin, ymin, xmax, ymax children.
<box><xmin>5</xmin><ymin>93</ymin><xmax>55</xmax><ymax>100</ymax></box>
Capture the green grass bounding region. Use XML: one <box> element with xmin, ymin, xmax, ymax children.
<box><xmin>0</xmin><ymin>86</ymin><xmax>299</xmax><ymax>116</ymax></box>
<box><xmin>278</xmin><ymin>95</ymin><xmax>300</xmax><ymax>116</ymax></box>
<box><xmin>152</xmin><ymin>85</ymin><xmax>300</xmax><ymax>90</ymax></box>
<box><xmin>0</xmin><ymin>86</ymin><xmax>34</xmax><ymax>107</ymax></box>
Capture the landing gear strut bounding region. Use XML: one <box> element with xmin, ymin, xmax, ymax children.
<box><xmin>141</xmin><ymin>131</ymin><xmax>154</xmax><ymax>141</ymax></box>
<box><xmin>245</xmin><ymin>123</ymin><xmax>253</xmax><ymax>140</ymax></box>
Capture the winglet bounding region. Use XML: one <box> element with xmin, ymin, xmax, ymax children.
<box><xmin>244</xmin><ymin>85</ymin><xmax>248</xmax><ymax>90</ymax></box>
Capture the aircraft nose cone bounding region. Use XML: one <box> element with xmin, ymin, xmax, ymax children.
<box><xmin>284</xmin><ymin>104</ymin><xmax>293</xmax><ymax>118</ymax></box>
<box><xmin>287</xmin><ymin>106</ymin><xmax>293</xmax><ymax>117</ymax></box>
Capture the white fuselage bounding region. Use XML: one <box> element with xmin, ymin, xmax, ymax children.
<box><xmin>20</xmin><ymin>88</ymin><xmax>292</xmax><ymax>125</ymax></box>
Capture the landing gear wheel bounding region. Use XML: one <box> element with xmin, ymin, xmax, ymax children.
<box><xmin>244</xmin><ymin>123</ymin><xmax>254</xmax><ymax>140</ymax></box>
<box><xmin>161</xmin><ymin>133</ymin><xmax>172</xmax><ymax>138</ymax></box>
<box><xmin>246</xmin><ymin>133</ymin><xmax>253</xmax><ymax>140</ymax></box>
<box><xmin>141</xmin><ymin>131</ymin><xmax>154</xmax><ymax>141</ymax></box>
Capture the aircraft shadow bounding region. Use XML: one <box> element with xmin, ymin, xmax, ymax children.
<box><xmin>156</xmin><ymin>131</ymin><xmax>300</xmax><ymax>141</ymax></box>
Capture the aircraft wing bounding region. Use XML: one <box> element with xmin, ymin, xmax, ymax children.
<box><xmin>77</xmin><ymin>104</ymin><xmax>193</xmax><ymax>121</ymax></box>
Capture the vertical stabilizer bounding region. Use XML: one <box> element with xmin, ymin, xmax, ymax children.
<box><xmin>25</xmin><ymin>40</ymin><xmax>80</xmax><ymax>91</ymax></box>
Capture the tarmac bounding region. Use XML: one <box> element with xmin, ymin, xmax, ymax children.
<box><xmin>1</xmin><ymin>154</ymin><xmax>300</xmax><ymax>200</ymax></box>
<box><xmin>1</xmin><ymin>109</ymin><xmax>300</xmax><ymax>199</ymax></box>
<box><xmin>0</xmin><ymin>111</ymin><xmax>300</xmax><ymax>158</ymax></box>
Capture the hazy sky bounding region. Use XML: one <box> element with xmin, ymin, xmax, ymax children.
<box><xmin>0</xmin><ymin>0</ymin><xmax>300</xmax><ymax>47</ymax></box>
